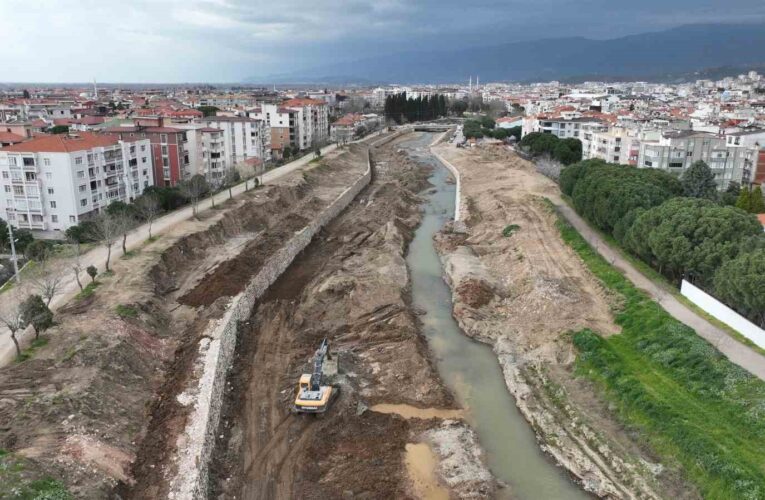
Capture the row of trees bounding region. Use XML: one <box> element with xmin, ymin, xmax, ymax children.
<box><xmin>519</xmin><ymin>132</ymin><xmax>583</xmax><ymax>165</ymax></box>
<box><xmin>383</xmin><ymin>93</ymin><xmax>448</xmax><ymax>124</ymax></box>
<box><xmin>560</xmin><ymin>158</ymin><xmax>765</xmax><ymax>326</ymax></box>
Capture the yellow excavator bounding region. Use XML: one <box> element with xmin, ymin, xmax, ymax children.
<box><xmin>294</xmin><ymin>338</ymin><xmax>337</xmax><ymax>414</ymax></box>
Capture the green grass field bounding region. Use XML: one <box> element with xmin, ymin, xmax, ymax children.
<box><xmin>558</xmin><ymin>217</ymin><xmax>765</xmax><ymax>499</ymax></box>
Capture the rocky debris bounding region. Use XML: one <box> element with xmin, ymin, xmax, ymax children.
<box><xmin>425</xmin><ymin>420</ymin><xmax>496</xmax><ymax>498</ymax></box>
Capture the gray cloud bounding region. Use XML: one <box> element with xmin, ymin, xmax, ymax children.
<box><xmin>1</xmin><ymin>0</ymin><xmax>763</xmax><ymax>82</ymax></box>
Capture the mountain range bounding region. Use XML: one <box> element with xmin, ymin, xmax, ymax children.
<box><xmin>250</xmin><ymin>23</ymin><xmax>765</xmax><ymax>85</ymax></box>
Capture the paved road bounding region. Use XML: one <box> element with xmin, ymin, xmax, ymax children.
<box><xmin>0</xmin><ymin>139</ymin><xmax>367</xmax><ymax>366</ymax></box>
<box><xmin>553</xmin><ymin>200</ymin><xmax>765</xmax><ymax>381</ymax></box>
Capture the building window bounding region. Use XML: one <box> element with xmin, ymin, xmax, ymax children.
<box><xmin>45</xmin><ymin>172</ymin><xmax>52</xmax><ymax>180</ymax></box>
<box><xmin>160</xmin><ymin>134</ymin><xmax>168</xmax><ymax>143</ymax></box>
<box><xmin>69</xmin><ymin>215</ymin><xmax>76</xmax><ymax>223</ymax></box>
<box><xmin>79</xmin><ymin>185</ymin><xmax>86</xmax><ymax>192</ymax></box>
<box><xmin>644</xmin><ymin>160</ymin><xmax>653</xmax><ymax>167</ymax></box>
<box><xmin>32</xmin><ymin>215</ymin><xmax>43</xmax><ymax>222</ymax></box>
<box><xmin>1</xmin><ymin>171</ymin><xmax>7</xmax><ymax>179</ymax></box>
<box><xmin>77</xmin><ymin>170</ymin><xmax>85</xmax><ymax>178</ymax></box>
<box><xmin>13</xmin><ymin>186</ymin><xmax>23</xmax><ymax>195</ymax></box>
<box><xmin>50</xmin><ymin>201</ymin><xmax>57</xmax><ymax>208</ymax></box>
<box><xmin>23</xmin><ymin>157</ymin><xmax>34</xmax><ymax>167</ymax></box>
<box><xmin>8</xmin><ymin>157</ymin><xmax>17</xmax><ymax>166</ymax></box>
<box><xmin>75</xmin><ymin>157</ymin><xmax>83</xmax><ymax>165</ymax></box>
<box><xmin>48</xmin><ymin>188</ymin><xmax>54</xmax><ymax>194</ymax></box>
<box><xmin>80</xmin><ymin>199</ymin><xmax>87</xmax><ymax>207</ymax></box>
<box><xmin>3</xmin><ymin>186</ymin><xmax>9</xmax><ymax>193</ymax></box>
<box><xmin>51</xmin><ymin>215</ymin><xmax>58</xmax><ymax>223</ymax></box>
<box><xmin>140</xmin><ymin>144</ymin><xmax>146</xmax><ymax>152</ymax></box>
<box><xmin>161</xmin><ymin>145</ymin><xmax>168</xmax><ymax>155</ymax></box>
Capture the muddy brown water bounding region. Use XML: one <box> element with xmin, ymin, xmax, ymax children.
<box><xmin>403</xmin><ymin>133</ymin><xmax>589</xmax><ymax>499</ymax></box>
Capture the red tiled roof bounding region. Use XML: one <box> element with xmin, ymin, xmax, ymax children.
<box><xmin>0</xmin><ymin>132</ymin><xmax>119</xmax><ymax>153</ymax></box>
<box><xmin>757</xmin><ymin>214</ymin><xmax>765</xmax><ymax>227</ymax></box>
<box><xmin>0</xmin><ymin>132</ymin><xmax>25</xmax><ymax>144</ymax></box>
<box><xmin>282</xmin><ymin>98</ymin><xmax>325</xmax><ymax>107</ymax></box>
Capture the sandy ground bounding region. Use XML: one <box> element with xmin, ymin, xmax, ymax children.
<box><xmin>432</xmin><ymin>142</ymin><xmax>698</xmax><ymax>499</ymax></box>
<box><xmin>209</xmin><ymin>133</ymin><xmax>495</xmax><ymax>500</ymax></box>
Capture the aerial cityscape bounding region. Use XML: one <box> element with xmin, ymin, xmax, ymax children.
<box><xmin>2</xmin><ymin>2</ymin><xmax>765</xmax><ymax>499</ymax></box>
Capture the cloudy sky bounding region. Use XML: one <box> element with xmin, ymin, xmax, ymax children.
<box><xmin>2</xmin><ymin>0</ymin><xmax>765</xmax><ymax>83</ymax></box>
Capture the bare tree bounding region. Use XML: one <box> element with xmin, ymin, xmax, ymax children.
<box><xmin>66</xmin><ymin>233</ymin><xmax>84</xmax><ymax>291</ymax></box>
<box><xmin>89</xmin><ymin>213</ymin><xmax>120</xmax><ymax>272</ymax></box>
<box><xmin>178</xmin><ymin>175</ymin><xmax>209</xmax><ymax>217</ymax></box>
<box><xmin>113</xmin><ymin>212</ymin><xmax>137</xmax><ymax>256</ymax></box>
<box><xmin>30</xmin><ymin>269</ymin><xmax>64</xmax><ymax>307</ymax></box>
<box><xmin>135</xmin><ymin>193</ymin><xmax>161</xmax><ymax>240</ymax></box>
<box><xmin>0</xmin><ymin>291</ymin><xmax>27</xmax><ymax>358</ymax></box>
<box><xmin>535</xmin><ymin>154</ymin><xmax>563</xmax><ymax>182</ymax></box>
<box><xmin>224</xmin><ymin>169</ymin><xmax>241</xmax><ymax>199</ymax></box>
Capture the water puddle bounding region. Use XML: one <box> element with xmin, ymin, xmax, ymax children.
<box><xmin>405</xmin><ymin>442</ymin><xmax>450</xmax><ymax>500</ymax></box>
<box><xmin>370</xmin><ymin>403</ymin><xmax>464</xmax><ymax>420</ymax></box>
<box><xmin>402</xmin><ymin>132</ymin><xmax>589</xmax><ymax>500</ymax></box>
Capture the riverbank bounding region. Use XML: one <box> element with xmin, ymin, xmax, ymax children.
<box><xmin>431</xmin><ymin>142</ymin><xmax>695</xmax><ymax>498</ymax></box>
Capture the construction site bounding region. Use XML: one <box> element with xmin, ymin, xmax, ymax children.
<box><xmin>0</xmin><ymin>128</ymin><xmax>706</xmax><ymax>499</ymax></box>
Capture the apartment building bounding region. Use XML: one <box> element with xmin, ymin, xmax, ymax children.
<box><xmin>281</xmin><ymin>98</ymin><xmax>329</xmax><ymax>150</ymax></box>
<box><xmin>580</xmin><ymin>124</ymin><xmax>640</xmax><ymax>164</ymax></box>
<box><xmin>330</xmin><ymin>113</ymin><xmax>381</xmax><ymax>143</ymax></box>
<box><xmin>102</xmin><ymin>117</ymin><xmax>191</xmax><ymax>187</ymax></box>
<box><xmin>521</xmin><ymin>112</ymin><xmax>602</xmax><ymax>139</ymax></box>
<box><xmin>0</xmin><ymin>132</ymin><xmax>153</xmax><ymax>231</ymax></box>
<box><xmin>248</xmin><ymin>103</ymin><xmax>298</xmax><ymax>158</ymax></box>
<box><xmin>197</xmin><ymin>116</ymin><xmax>270</xmax><ymax>167</ymax></box>
<box><xmin>638</xmin><ymin>130</ymin><xmax>758</xmax><ymax>189</ymax></box>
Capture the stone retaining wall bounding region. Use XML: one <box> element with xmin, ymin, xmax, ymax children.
<box><xmin>167</xmin><ymin>144</ymin><xmax>375</xmax><ymax>499</ymax></box>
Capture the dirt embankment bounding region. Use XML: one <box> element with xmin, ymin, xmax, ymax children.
<box><xmin>432</xmin><ymin>143</ymin><xmax>697</xmax><ymax>499</ymax></box>
<box><xmin>0</xmin><ymin>145</ymin><xmax>370</xmax><ymax>499</ymax></box>
<box><xmin>209</xmin><ymin>133</ymin><xmax>496</xmax><ymax>500</ymax></box>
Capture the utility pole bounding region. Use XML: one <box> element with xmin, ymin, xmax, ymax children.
<box><xmin>6</xmin><ymin>218</ymin><xmax>20</xmax><ymax>283</ymax></box>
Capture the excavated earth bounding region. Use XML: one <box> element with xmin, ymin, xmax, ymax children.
<box><xmin>432</xmin><ymin>142</ymin><xmax>699</xmax><ymax>499</ymax></box>
<box><xmin>208</xmin><ymin>133</ymin><xmax>496</xmax><ymax>500</ymax></box>
<box><xmin>0</xmin><ymin>143</ymin><xmax>380</xmax><ymax>499</ymax></box>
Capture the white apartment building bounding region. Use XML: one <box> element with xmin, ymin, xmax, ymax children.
<box><xmin>580</xmin><ymin>124</ymin><xmax>640</xmax><ymax>164</ymax></box>
<box><xmin>637</xmin><ymin>130</ymin><xmax>758</xmax><ymax>190</ymax></box>
<box><xmin>281</xmin><ymin>98</ymin><xmax>329</xmax><ymax>150</ymax></box>
<box><xmin>521</xmin><ymin>112</ymin><xmax>602</xmax><ymax>140</ymax></box>
<box><xmin>197</xmin><ymin>116</ymin><xmax>270</xmax><ymax>167</ymax></box>
<box><xmin>0</xmin><ymin>132</ymin><xmax>153</xmax><ymax>231</ymax></box>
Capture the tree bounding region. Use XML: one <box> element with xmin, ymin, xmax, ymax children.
<box><xmin>720</xmin><ymin>181</ymin><xmax>741</xmax><ymax>206</ymax></box>
<box><xmin>624</xmin><ymin>197</ymin><xmax>763</xmax><ymax>285</ymax></box>
<box><xmin>107</xmin><ymin>201</ymin><xmax>138</xmax><ymax>256</ymax></box>
<box><xmin>714</xmin><ymin>248</ymin><xmax>765</xmax><ymax>327</ymax></box>
<box><xmin>223</xmin><ymin>169</ymin><xmax>241</xmax><ymax>199</ymax></box>
<box><xmin>31</xmin><ymin>268</ymin><xmax>64</xmax><ymax>307</ymax></box>
<box><xmin>197</xmin><ymin>105</ymin><xmax>220</xmax><ymax>117</ymax></box>
<box><xmin>49</xmin><ymin>125</ymin><xmax>69</xmax><ymax>134</ymax></box>
<box><xmin>66</xmin><ymin>233</ymin><xmax>84</xmax><ymax>291</ymax></box>
<box><xmin>735</xmin><ymin>187</ymin><xmax>752</xmax><ymax>212</ymax></box>
<box><xmin>134</xmin><ymin>193</ymin><xmax>161</xmax><ymax>240</ymax></box>
<box><xmin>20</xmin><ymin>295</ymin><xmax>53</xmax><ymax>340</ymax></box>
<box><xmin>451</xmin><ymin>100</ymin><xmax>468</xmax><ymax>117</ymax></box>
<box><xmin>508</xmin><ymin>126</ymin><xmax>522</xmax><ymax>142</ymax></box>
<box><xmin>681</xmin><ymin>160</ymin><xmax>718</xmax><ymax>200</ymax></box>
<box><xmin>750</xmin><ymin>186</ymin><xmax>765</xmax><ymax>213</ymax></box>
<box><xmin>0</xmin><ymin>292</ymin><xmax>27</xmax><ymax>358</ymax></box>
<box><xmin>24</xmin><ymin>240</ymin><xmax>50</xmax><ymax>263</ymax></box>
<box><xmin>89</xmin><ymin>213</ymin><xmax>120</xmax><ymax>272</ymax></box>
<box><xmin>87</xmin><ymin>265</ymin><xmax>98</xmax><ymax>282</ymax></box>
<box><xmin>178</xmin><ymin>175</ymin><xmax>209</xmax><ymax>217</ymax></box>
<box><xmin>283</xmin><ymin>146</ymin><xmax>293</xmax><ymax>159</ymax></box>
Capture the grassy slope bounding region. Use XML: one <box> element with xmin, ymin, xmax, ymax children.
<box><xmin>557</xmin><ymin>217</ymin><xmax>765</xmax><ymax>499</ymax></box>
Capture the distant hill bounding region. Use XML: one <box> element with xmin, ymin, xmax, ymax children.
<box><xmin>249</xmin><ymin>23</ymin><xmax>765</xmax><ymax>84</ymax></box>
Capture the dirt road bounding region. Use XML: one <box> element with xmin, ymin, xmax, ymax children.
<box><xmin>209</xmin><ymin>133</ymin><xmax>495</xmax><ymax>499</ymax></box>
<box><xmin>432</xmin><ymin>142</ymin><xmax>695</xmax><ymax>498</ymax></box>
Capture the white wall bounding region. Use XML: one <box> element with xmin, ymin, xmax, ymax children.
<box><xmin>681</xmin><ymin>280</ymin><xmax>765</xmax><ymax>349</ymax></box>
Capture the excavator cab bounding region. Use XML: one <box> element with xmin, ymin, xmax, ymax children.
<box><xmin>294</xmin><ymin>338</ymin><xmax>336</xmax><ymax>414</ymax></box>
